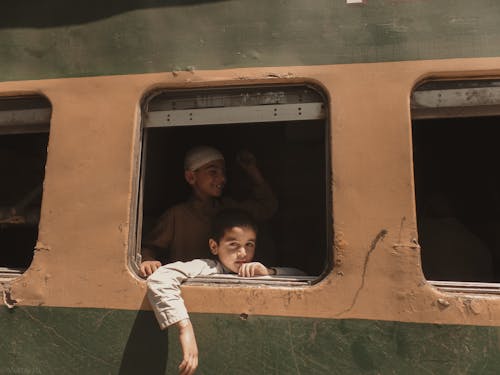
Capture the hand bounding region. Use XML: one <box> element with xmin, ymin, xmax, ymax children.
<box><xmin>177</xmin><ymin>319</ymin><xmax>198</xmax><ymax>375</ymax></box>
<box><xmin>236</xmin><ymin>149</ymin><xmax>257</xmax><ymax>168</ymax></box>
<box><xmin>236</xmin><ymin>150</ymin><xmax>263</xmax><ymax>183</ymax></box>
<box><xmin>140</xmin><ymin>260</ymin><xmax>161</xmax><ymax>278</ymax></box>
<box><xmin>238</xmin><ymin>262</ymin><xmax>273</xmax><ymax>277</ymax></box>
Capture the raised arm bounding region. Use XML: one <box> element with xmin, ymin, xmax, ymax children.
<box><xmin>229</xmin><ymin>150</ymin><xmax>278</xmax><ymax>220</ymax></box>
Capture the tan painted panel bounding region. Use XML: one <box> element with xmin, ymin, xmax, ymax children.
<box><xmin>2</xmin><ymin>58</ymin><xmax>500</xmax><ymax>327</ymax></box>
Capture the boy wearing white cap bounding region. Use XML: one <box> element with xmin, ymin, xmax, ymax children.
<box><xmin>140</xmin><ymin>146</ymin><xmax>277</xmax><ymax>277</ymax></box>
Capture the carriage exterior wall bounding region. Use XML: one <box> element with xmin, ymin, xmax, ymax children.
<box><xmin>1</xmin><ymin>1</ymin><xmax>500</xmax><ymax>374</ymax></box>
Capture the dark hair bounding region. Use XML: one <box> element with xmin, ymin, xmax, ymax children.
<box><xmin>210</xmin><ymin>209</ymin><xmax>258</xmax><ymax>243</ymax></box>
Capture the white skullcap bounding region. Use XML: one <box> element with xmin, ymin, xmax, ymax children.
<box><xmin>184</xmin><ymin>146</ymin><xmax>224</xmax><ymax>171</ymax></box>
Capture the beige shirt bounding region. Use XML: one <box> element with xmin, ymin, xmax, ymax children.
<box><xmin>142</xmin><ymin>183</ymin><xmax>278</xmax><ymax>263</ymax></box>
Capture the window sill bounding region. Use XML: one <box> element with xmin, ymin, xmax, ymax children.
<box><xmin>0</xmin><ymin>267</ymin><xmax>25</xmax><ymax>281</ymax></box>
<box><xmin>429</xmin><ymin>280</ymin><xmax>500</xmax><ymax>295</ymax></box>
<box><xmin>184</xmin><ymin>274</ymin><xmax>316</xmax><ymax>287</ymax></box>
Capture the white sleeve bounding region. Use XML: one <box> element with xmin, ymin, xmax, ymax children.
<box><xmin>147</xmin><ymin>259</ymin><xmax>219</xmax><ymax>329</ymax></box>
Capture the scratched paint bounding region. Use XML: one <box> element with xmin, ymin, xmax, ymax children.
<box><xmin>0</xmin><ymin>56</ymin><xmax>499</xmax><ymax>375</ymax></box>
<box><xmin>1</xmin><ymin>306</ymin><xmax>499</xmax><ymax>374</ymax></box>
<box><xmin>1</xmin><ymin>4</ymin><xmax>500</xmax><ymax>373</ymax></box>
<box><xmin>2</xmin><ymin>60</ymin><xmax>500</xmax><ymax>328</ymax></box>
<box><xmin>1</xmin><ymin>0</ymin><xmax>500</xmax><ymax>81</ymax></box>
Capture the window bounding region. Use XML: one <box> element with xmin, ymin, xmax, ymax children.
<box><xmin>0</xmin><ymin>96</ymin><xmax>51</xmax><ymax>279</ymax></box>
<box><xmin>131</xmin><ymin>84</ymin><xmax>331</xmax><ymax>282</ymax></box>
<box><xmin>411</xmin><ymin>79</ymin><xmax>500</xmax><ymax>293</ymax></box>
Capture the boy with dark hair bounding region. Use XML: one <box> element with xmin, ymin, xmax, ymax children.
<box><xmin>140</xmin><ymin>146</ymin><xmax>277</xmax><ymax>277</ymax></box>
<box><xmin>147</xmin><ymin>209</ymin><xmax>304</xmax><ymax>375</ymax></box>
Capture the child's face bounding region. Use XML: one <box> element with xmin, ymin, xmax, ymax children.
<box><xmin>185</xmin><ymin>159</ymin><xmax>226</xmax><ymax>200</ymax></box>
<box><xmin>209</xmin><ymin>226</ymin><xmax>256</xmax><ymax>273</ymax></box>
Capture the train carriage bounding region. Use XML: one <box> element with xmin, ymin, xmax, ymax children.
<box><xmin>1</xmin><ymin>1</ymin><xmax>500</xmax><ymax>374</ymax></box>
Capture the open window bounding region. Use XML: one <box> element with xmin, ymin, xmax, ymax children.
<box><xmin>0</xmin><ymin>96</ymin><xmax>51</xmax><ymax>279</ymax></box>
<box><xmin>411</xmin><ymin>79</ymin><xmax>500</xmax><ymax>293</ymax></box>
<box><xmin>131</xmin><ymin>84</ymin><xmax>331</xmax><ymax>284</ymax></box>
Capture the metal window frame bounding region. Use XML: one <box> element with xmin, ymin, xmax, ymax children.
<box><xmin>0</xmin><ymin>97</ymin><xmax>51</xmax><ymax>279</ymax></box>
<box><xmin>428</xmin><ymin>280</ymin><xmax>500</xmax><ymax>295</ymax></box>
<box><xmin>144</xmin><ymin>103</ymin><xmax>325</xmax><ymax>128</ymax></box>
<box><xmin>184</xmin><ymin>274</ymin><xmax>316</xmax><ymax>287</ymax></box>
<box><xmin>411</xmin><ymin>80</ymin><xmax>500</xmax><ymax>119</ymax></box>
<box><xmin>133</xmin><ymin>84</ymin><xmax>330</xmax><ymax>285</ymax></box>
<box><xmin>412</xmin><ymin>79</ymin><xmax>500</xmax><ymax>293</ymax></box>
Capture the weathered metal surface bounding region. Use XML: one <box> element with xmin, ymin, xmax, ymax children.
<box><xmin>1</xmin><ymin>0</ymin><xmax>500</xmax><ymax>81</ymax></box>
<box><xmin>1</xmin><ymin>306</ymin><xmax>499</xmax><ymax>374</ymax></box>
<box><xmin>2</xmin><ymin>61</ymin><xmax>500</xmax><ymax>328</ymax></box>
<box><xmin>0</xmin><ymin>306</ymin><xmax>168</xmax><ymax>374</ymax></box>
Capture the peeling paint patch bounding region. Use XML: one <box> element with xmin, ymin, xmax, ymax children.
<box><xmin>265</xmin><ymin>72</ymin><xmax>294</xmax><ymax>79</ymax></box>
<box><xmin>393</xmin><ymin>216</ymin><xmax>420</xmax><ymax>251</ymax></box>
<box><xmin>392</xmin><ymin>238</ymin><xmax>420</xmax><ymax>251</ymax></box>
<box><xmin>334</xmin><ymin>231</ymin><xmax>348</xmax><ymax>267</ymax></box>
<box><xmin>239</xmin><ymin>313</ymin><xmax>248</xmax><ymax>321</ymax></box>
<box><xmin>283</xmin><ymin>289</ymin><xmax>305</xmax><ymax>308</ymax></box>
<box><xmin>334</xmin><ymin>231</ymin><xmax>348</xmax><ymax>251</ymax></box>
<box><xmin>437</xmin><ymin>298</ymin><xmax>450</xmax><ymax>309</ymax></box>
<box><xmin>34</xmin><ymin>241</ymin><xmax>50</xmax><ymax>252</ymax></box>
<box><xmin>3</xmin><ymin>289</ymin><xmax>17</xmax><ymax>308</ymax></box>
<box><xmin>463</xmin><ymin>298</ymin><xmax>484</xmax><ymax>315</ymax></box>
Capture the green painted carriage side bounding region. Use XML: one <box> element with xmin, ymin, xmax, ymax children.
<box><xmin>1</xmin><ymin>306</ymin><xmax>499</xmax><ymax>374</ymax></box>
<box><xmin>1</xmin><ymin>0</ymin><xmax>500</xmax><ymax>81</ymax></box>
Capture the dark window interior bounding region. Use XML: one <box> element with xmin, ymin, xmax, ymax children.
<box><xmin>0</xmin><ymin>95</ymin><xmax>50</xmax><ymax>273</ymax></box>
<box><xmin>0</xmin><ymin>132</ymin><xmax>49</xmax><ymax>269</ymax></box>
<box><xmin>413</xmin><ymin>116</ymin><xmax>500</xmax><ymax>282</ymax></box>
<box><xmin>141</xmin><ymin>119</ymin><xmax>329</xmax><ymax>276</ymax></box>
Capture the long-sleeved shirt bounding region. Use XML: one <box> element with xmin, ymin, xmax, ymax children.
<box><xmin>142</xmin><ymin>182</ymin><xmax>278</xmax><ymax>263</ymax></box>
<box><xmin>147</xmin><ymin>259</ymin><xmax>305</xmax><ymax>329</ymax></box>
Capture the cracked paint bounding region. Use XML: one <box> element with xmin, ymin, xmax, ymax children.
<box><xmin>34</xmin><ymin>241</ymin><xmax>50</xmax><ymax>252</ymax></box>
<box><xmin>337</xmin><ymin>229</ymin><xmax>388</xmax><ymax>316</ymax></box>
